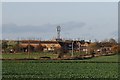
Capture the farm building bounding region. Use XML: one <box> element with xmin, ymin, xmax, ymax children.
<box><xmin>2</xmin><ymin>39</ymin><xmax>118</xmax><ymax>54</ymax></box>
<box><xmin>19</xmin><ymin>40</ymin><xmax>61</xmax><ymax>52</ymax></box>
<box><xmin>58</xmin><ymin>40</ymin><xmax>90</xmax><ymax>53</ymax></box>
<box><xmin>1</xmin><ymin>39</ymin><xmax>91</xmax><ymax>53</ymax></box>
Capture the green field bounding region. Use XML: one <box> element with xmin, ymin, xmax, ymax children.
<box><xmin>2</xmin><ymin>54</ymin><xmax>119</xmax><ymax>79</ymax></box>
<box><xmin>83</xmin><ymin>54</ymin><xmax>119</xmax><ymax>62</ymax></box>
<box><xmin>2</xmin><ymin>52</ymin><xmax>58</xmax><ymax>59</ymax></box>
<box><xmin>1</xmin><ymin>52</ymin><xmax>88</xmax><ymax>59</ymax></box>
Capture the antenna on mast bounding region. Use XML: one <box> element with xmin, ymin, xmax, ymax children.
<box><xmin>56</xmin><ymin>25</ymin><xmax>62</xmax><ymax>41</ymax></box>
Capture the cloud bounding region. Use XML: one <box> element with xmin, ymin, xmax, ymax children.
<box><xmin>2</xmin><ymin>21</ymin><xmax>86</xmax><ymax>33</ymax></box>
<box><xmin>2</xmin><ymin>21</ymin><xmax>117</xmax><ymax>41</ymax></box>
<box><xmin>2</xmin><ymin>23</ymin><xmax>54</xmax><ymax>33</ymax></box>
<box><xmin>2</xmin><ymin>21</ymin><xmax>86</xmax><ymax>40</ymax></box>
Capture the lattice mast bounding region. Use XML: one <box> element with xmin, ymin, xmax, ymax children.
<box><xmin>57</xmin><ymin>25</ymin><xmax>61</xmax><ymax>39</ymax></box>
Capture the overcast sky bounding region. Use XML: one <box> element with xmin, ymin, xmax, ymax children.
<box><xmin>2</xmin><ymin>2</ymin><xmax>118</xmax><ymax>41</ymax></box>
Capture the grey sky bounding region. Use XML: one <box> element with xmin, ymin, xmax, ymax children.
<box><xmin>2</xmin><ymin>2</ymin><xmax>118</xmax><ymax>41</ymax></box>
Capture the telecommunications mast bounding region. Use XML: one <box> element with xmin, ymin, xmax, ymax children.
<box><xmin>56</xmin><ymin>25</ymin><xmax>62</xmax><ymax>41</ymax></box>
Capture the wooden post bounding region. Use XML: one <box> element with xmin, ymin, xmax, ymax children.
<box><xmin>79</xmin><ymin>42</ymin><xmax>80</xmax><ymax>53</ymax></box>
<box><xmin>71</xmin><ymin>41</ymin><xmax>74</xmax><ymax>57</ymax></box>
<box><xmin>28</xmin><ymin>40</ymin><xmax>30</xmax><ymax>58</ymax></box>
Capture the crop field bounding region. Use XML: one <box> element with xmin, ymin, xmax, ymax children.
<box><xmin>2</xmin><ymin>54</ymin><xmax>119</xmax><ymax>79</ymax></box>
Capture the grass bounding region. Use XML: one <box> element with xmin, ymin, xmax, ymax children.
<box><xmin>66</xmin><ymin>52</ymin><xmax>87</xmax><ymax>56</ymax></box>
<box><xmin>2</xmin><ymin>52</ymin><xmax>58</xmax><ymax>59</ymax></box>
<box><xmin>2</xmin><ymin>52</ymin><xmax>119</xmax><ymax>62</ymax></box>
<box><xmin>1</xmin><ymin>52</ymin><xmax>88</xmax><ymax>59</ymax></box>
<box><xmin>2</xmin><ymin>54</ymin><xmax>119</xmax><ymax>79</ymax></box>
<box><xmin>83</xmin><ymin>54</ymin><xmax>119</xmax><ymax>62</ymax></box>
